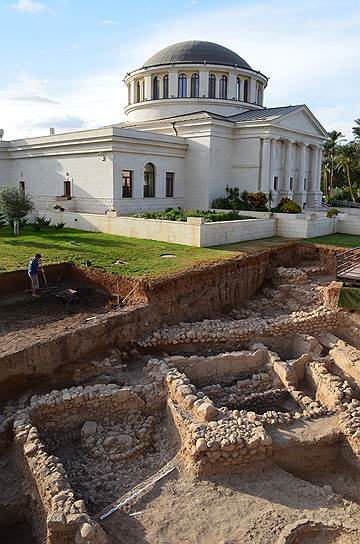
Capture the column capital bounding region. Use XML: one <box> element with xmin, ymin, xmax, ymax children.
<box><xmin>282</xmin><ymin>138</ymin><xmax>295</xmax><ymax>145</ymax></box>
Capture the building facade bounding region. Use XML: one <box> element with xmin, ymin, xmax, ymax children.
<box><xmin>0</xmin><ymin>40</ymin><xmax>327</xmax><ymax>215</ymax></box>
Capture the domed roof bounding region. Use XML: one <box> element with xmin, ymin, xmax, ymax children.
<box><xmin>143</xmin><ymin>40</ymin><xmax>252</xmax><ymax>70</ymax></box>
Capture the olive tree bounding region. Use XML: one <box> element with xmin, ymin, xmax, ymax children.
<box><xmin>0</xmin><ymin>185</ymin><xmax>34</xmax><ymax>234</ymax></box>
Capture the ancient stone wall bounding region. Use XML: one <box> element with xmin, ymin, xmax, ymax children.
<box><xmin>13</xmin><ymin>410</ymin><xmax>108</xmax><ymax>544</ymax></box>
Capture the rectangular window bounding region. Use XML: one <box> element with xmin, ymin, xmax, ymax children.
<box><xmin>289</xmin><ymin>177</ymin><xmax>294</xmax><ymax>191</ymax></box>
<box><xmin>122</xmin><ymin>170</ymin><xmax>133</xmax><ymax>198</ymax></box>
<box><xmin>64</xmin><ymin>180</ymin><xmax>71</xmax><ymax>197</ymax></box>
<box><xmin>19</xmin><ymin>180</ymin><xmax>25</xmax><ymax>192</ymax></box>
<box><xmin>273</xmin><ymin>176</ymin><xmax>279</xmax><ymax>191</ymax></box>
<box><xmin>166</xmin><ymin>172</ymin><xmax>174</xmax><ymax>197</ymax></box>
<box><xmin>304</xmin><ymin>178</ymin><xmax>307</xmax><ymax>190</ymax></box>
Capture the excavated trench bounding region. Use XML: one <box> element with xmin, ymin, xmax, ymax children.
<box><xmin>1</xmin><ymin>244</ymin><xmax>360</xmax><ymax>543</ymax></box>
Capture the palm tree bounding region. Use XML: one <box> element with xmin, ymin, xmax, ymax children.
<box><xmin>321</xmin><ymin>155</ymin><xmax>331</xmax><ymax>197</ymax></box>
<box><xmin>334</xmin><ymin>143</ymin><xmax>359</xmax><ymax>203</ymax></box>
<box><xmin>353</xmin><ymin>118</ymin><xmax>360</xmax><ymax>140</ymax></box>
<box><xmin>326</xmin><ymin>130</ymin><xmax>345</xmax><ymax>193</ymax></box>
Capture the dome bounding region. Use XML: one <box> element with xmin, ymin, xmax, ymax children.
<box><xmin>143</xmin><ymin>40</ymin><xmax>252</xmax><ymax>70</ymax></box>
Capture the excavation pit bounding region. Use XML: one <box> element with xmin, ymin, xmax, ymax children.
<box><xmin>49</xmin><ymin>411</ymin><xmax>178</xmax><ymax>514</ymax></box>
<box><xmin>2</xmin><ymin>248</ymin><xmax>360</xmax><ymax>543</ymax></box>
<box><xmin>235</xmin><ymin>389</ymin><xmax>301</xmax><ymax>415</ymax></box>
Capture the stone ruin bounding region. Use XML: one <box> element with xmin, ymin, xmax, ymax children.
<box><xmin>1</xmin><ymin>260</ymin><xmax>360</xmax><ymax>543</ymax></box>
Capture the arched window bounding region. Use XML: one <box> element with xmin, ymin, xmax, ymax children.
<box><xmin>152</xmin><ymin>76</ymin><xmax>159</xmax><ymax>100</ymax></box>
<box><xmin>219</xmin><ymin>75</ymin><xmax>227</xmax><ymax>99</ymax></box>
<box><xmin>208</xmin><ymin>74</ymin><xmax>216</xmax><ymax>98</ymax></box>
<box><xmin>178</xmin><ymin>74</ymin><xmax>187</xmax><ymax>98</ymax></box>
<box><xmin>136</xmin><ymin>81</ymin><xmax>141</xmax><ymax>102</ymax></box>
<box><xmin>190</xmin><ymin>73</ymin><xmax>199</xmax><ymax>98</ymax></box>
<box><xmin>143</xmin><ymin>163</ymin><xmax>155</xmax><ymax>198</ymax></box>
<box><xmin>243</xmin><ymin>79</ymin><xmax>249</xmax><ymax>102</ymax></box>
<box><xmin>236</xmin><ymin>77</ymin><xmax>241</xmax><ymax>101</ymax></box>
<box><xmin>163</xmin><ymin>75</ymin><xmax>169</xmax><ymax>99</ymax></box>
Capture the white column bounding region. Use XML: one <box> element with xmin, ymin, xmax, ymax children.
<box><xmin>250</xmin><ymin>78</ymin><xmax>257</xmax><ymax>103</ymax></box>
<box><xmin>318</xmin><ymin>148</ymin><xmax>323</xmax><ymax>188</ymax></box>
<box><xmin>280</xmin><ymin>139</ymin><xmax>293</xmax><ymax>197</ymax></box>
<box><xmin>169</xmin><ymin>71</ymin><xmax>177</xmax><ymax>98</ymax></box>
<box><xmin>215</xmin><ymin>77</ymin><xmax>219</xmax><ymax>99</ymax></box>
<box><xmin>158</xmin><ymin>76</ymin><xmax>163</xmax><ymax>99</ymax></box>
<box><xmin>260</xmin><ymin>138</ymin><xmax>272</xmax><ymax>192</ymax></box>
<box><xmin>269</xmin><ymin>138</ymin><xmax>277</xmax><ymax>188</ymax></box>
<box><xmin>144</xmin><ymin>74</ymin><xmax>151</xmax><ymax>100</ymax></box>
<box><xmin>310</xmin><ymin>146</ymin><xmax>320</xmax><ymax>192</ymax></box>
<box><xmin>129</xmin><ymin>80</ymin><xmax>135</xmax><ymax>104</ymax></box>
<box><xmin>294</xmin><ymin>142</ymin><xmax>306</xmax><ymax>207</ymax></box>
<box><xmin>199</xmin><ymin>70</ymin><xmax>209</xmax><ymax>97</ymax></box>
<box><xmin>306</xmin><ymin>145</ymin><xmax>319</xmax><ymax>208</ymax></box>
<box><xmin>228</xmin><ymin>73</ymin><xmax>236</xmax><ymax>100</ymax></box>
<box><xmin>186</xmin><ymin>74</ymin><xmax>191</xmax><ymax>97</ymax></box>
<box><xmin>239</xmin><ymin>78</ymin><xmax>244</xmax><ymax>101</ymax></box>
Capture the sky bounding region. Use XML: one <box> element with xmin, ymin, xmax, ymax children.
<box><xmin>0</xmin><ymin>0</ymin><xmax>359</xmax><ymax>140</ymax></box>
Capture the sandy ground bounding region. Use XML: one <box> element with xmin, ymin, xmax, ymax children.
<box><xmin>101</xmin><ymin>466</ymin><xmax>360</xmax><ymax>544</ymax></box>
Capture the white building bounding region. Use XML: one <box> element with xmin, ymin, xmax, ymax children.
<box><xmin>0</xmin><ymin>40</ymin><xmax>328</xmax><ymax>215</ymax></box>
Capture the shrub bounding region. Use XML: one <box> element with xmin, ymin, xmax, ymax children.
<box><xmin>0</xmin><ymin>185</ymin><xmax>34</xmax><ymax>234</ymax></box>
<box><xmin>275</xmin><ymin>197</ymin><xmax>301</xmax><ymax>214</ymax></box>
<box><xmin>34</xmin><ymin>215</ymin><xmax>52</xmax><ymax>227</ymax></box>
<box><xmin>247</xmin><ymin>191</ymin><xmax>268</xmax><ymax>210</ymax></box>
<box><xmin>281</xmin><ymin>200</ymin><xmax>301</xmax><ymax>213</ymax></box>
<box><xmin>31</xmin><ymin>223</ymin><xmax>41</xmax><ymax>231</ymax></box>
<box><xmin>133</xmin><ymin>208</ymin><xmax>252</xmax><ymax>223</ymax></box>
<box><xmin>326</xmin><ymin>208</ymin><xmax>339</xmax><ymax>218</ymax></box>
<box><xmin>211</xmin><ymin>197</ymin><xmax>230</xmax><ymax>209</ymax></box>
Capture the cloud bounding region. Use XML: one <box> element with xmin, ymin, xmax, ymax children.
<box><xmin>98</xmin><ymin>20</ymin><xmax>120</xmax><ymax>26</ymax></box>
<box><xmin>0</xmin><ymin>71</ymin><xmax>124</xmax><ymax>138</ymax></box>
<box><xmin>10</xmin><ymin>94</ymin><xmax>59</xmax><ymax>104</ymax></box>
<box><xmin>11</xmin><ymin>0</ymin><xmax>48</xmax><ymax>13</ymax></box>
<box><xmin>33</xmin><ymin>115</ymin><xmax>85</xmax><ymax>129</ymax></box>
<box><xmin>1</xmin><ymin>77</ymin><xmax>59</xmax><ymax>104</ymax></box>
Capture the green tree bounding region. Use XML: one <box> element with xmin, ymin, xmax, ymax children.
<box><xmin>353</xmin><ymin>118</ymin><xmax>360</xmax><ymax>140</ymax></box>
<box><xmin>324</xmin><ymin>130</ymin><xmax>345</xmax><ymax>195</ymax></box>
<box><xmin>334</xmin><ymin>143</ymin><xmax>359</xmax><ymax>203</ymax></box>
<box><xmin>0</xmin><ymin>185</ymin><xmax>34</xmax><ymax>234</ymax></box>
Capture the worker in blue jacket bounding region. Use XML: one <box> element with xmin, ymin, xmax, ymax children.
<box><xmin>28</xmin><ymin>253</ymin><xmax>42</xmax><ymax>297</ymax></box>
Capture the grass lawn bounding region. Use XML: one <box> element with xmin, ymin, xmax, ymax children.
<box><xmin>0</xmin><ymin>226</ymin><xmax>234</xmax><ymax>278</ymax></box>
<box><xmin>303</xmin><ymin>234</ymin><xmax>360</xmax><ymax>248</ymax></box>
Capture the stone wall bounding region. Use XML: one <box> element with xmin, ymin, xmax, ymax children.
<box><xmin>12</xmin><ymin>382</ymin><xmax>167</xmax><ymax>544</ymax></box>
<box><xmin>13</xmin><ymin>410</ymin><xmax>108</xmax><ymax>544</ymax></box>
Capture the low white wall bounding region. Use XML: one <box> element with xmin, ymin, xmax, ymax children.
<box><xmin>276</xmin><ymin>216</ymin><xmax>336</xmax><ymax>238</ymax></box>
<box><xmin>200</xmin><ymin>219</ymin><xmax>276</xmax><ymax>246</ymax></box>
<box><xmin>337</xmin><ymin>219</ymin><xmax>360</xmax><ymax>235</ymax></box>
<box><xmin>38</xmin><ymin>210</ymin><xmax>201</xmax><ymax>246</ymax></box>
<box><xmin>35</xmin><ymin>209</ymin><xmax>357</xmax><ymax>247</ymax></box>
<box><xmin>38</xmin><ymin>210</ymin><xmax>274</xmax><ymax>247</ymax></box>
